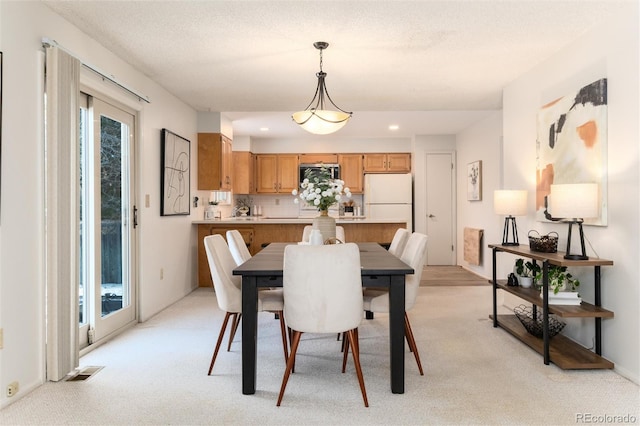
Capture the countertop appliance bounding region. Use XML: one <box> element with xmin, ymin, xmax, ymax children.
<box><xmin>364</xmin><ymin>173</ymin><xmax>413</xmax><ymax>231</ymax></box>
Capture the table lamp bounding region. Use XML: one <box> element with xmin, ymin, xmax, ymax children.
<box><xmin>494</xmin><ymin>190</ymin><xmax>528</xmax><ymax>246</ymax></box>
<box><xmin>549</xmin><ymin>183</ymin><xmax>598</xmax><ymax>260</ymax></box>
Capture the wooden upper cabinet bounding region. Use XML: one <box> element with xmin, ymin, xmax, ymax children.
<box><xmin>338</xmin><ymin>154</ymin><xmax>364</xmax><ymax>193</ymax></box>
<box><xmin>255</xmin><ymin>154</ymin><xmax>299</xmax><ymax>193</ymax></box>
<box><xmin>387</xmin><ymin>153</ymin><xmax>411</xmax><ymax>172</ymax></box>
<box><xmin>197</xmin><ymin>133</ymin><xmax>232</xmax><ymax>190</ymax></box>
<box><xmin>363</xmin><ymin>153</ymin><xmax>411</xmax><ymax>173</ymax></box>
<box><xmin>232</xmin><ymin>151</ymin><xmax>255</xmax><ymax>194</ymax></box>
<box><xmin>298</xmin><ymin>153</ymin><xmax>338</xmax><ymax>164</ymax></box>
<box><xmin>277</xmin><ymin>154</ymin><xmax>300</xmax><ymax>193</ymax></box>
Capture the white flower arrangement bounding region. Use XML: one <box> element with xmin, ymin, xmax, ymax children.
<box><xmin>292</xmin><ymin>166</ymin><xmax>351</xmax><ymax>212</ymax></box>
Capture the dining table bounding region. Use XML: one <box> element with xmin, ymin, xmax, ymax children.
<box><xmin>233</xmin><ymin>241</ymin><xmax>414</xmax><ymax>395</ymax></box>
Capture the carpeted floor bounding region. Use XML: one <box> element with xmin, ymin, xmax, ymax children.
<box><xmin>421</xmin><ymin>265</ymin><xmax>489</xmax><ymax>286</ymax></box>
<box><xmin>1</xmin><ymin>286</ymin><xmax>637</xmax><ymax>425</ymax></box>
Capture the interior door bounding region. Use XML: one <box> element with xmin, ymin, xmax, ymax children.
<box><xmin>425</xmin><ymin>153</ymin><xmax>455</xmax><ymax>265</ymax></box>
<box><xmin>79</xmin><ymin>94</ymin><xmax>137</xmax><ymax>349</ymax></box>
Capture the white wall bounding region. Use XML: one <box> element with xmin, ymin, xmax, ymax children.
<box><xmin>455</xmin><ymin>111</ymin><xmax>503</xmax><ymax>278</ymax></box>
<box><xmin>0</xmin><ymin>2</ymin><xmax>198</xmax><ymax>406</ymax></box>
<box><xmin>502</xmin><ymin>4</ymin><xmax>639</xmax><ymax>382</ymax></box>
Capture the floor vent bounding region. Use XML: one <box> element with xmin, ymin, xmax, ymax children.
<box><xmin>65</xmin><ymin>366</ymin><xmax>104</xmax><ymax>382</ymax></box>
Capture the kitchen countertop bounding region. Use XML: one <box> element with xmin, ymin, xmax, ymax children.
<box><xmin>192</xmin><ymin>216</ymin><xmax>407</xmax><ymax>225</ymax></box>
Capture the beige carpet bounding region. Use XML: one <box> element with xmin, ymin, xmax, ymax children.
<box><xmin>421</xmin><ymin>265</ymin><xmax>489</xmax><ymax>286</ymax></box>
<box><xmin>1</xmin><ymin>286</ymin><xmax>637</xmax><ymax>425</ymax></box>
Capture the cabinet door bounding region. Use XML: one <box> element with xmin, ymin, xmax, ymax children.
<box><xmin>387</xmin><ymin>153</ymin><xmax>411</xmax><ymax>172</ymax></box>
<box><xmin>232</xmin><ymin>151</ymin><xmax>254</xmax><ymax>194</ymax></box>
<box><xmin>338</xmin><ymin>154</ymin><xmax>364</xmax><ymax>193</ymax></box>
<box><xmin>299</xmin><ymin>153</ymin><xmax>338</xmax><ymax>164</ymax></box>
<box><xmin>255</xmin><ymin>154</ymin><xmax>279</xmax><ymax>193</ymax></box>
<box><xmin>277</xmin><ymin>154</ymin><xmax>300</xmax><ymax>193</ymax></box>
<box><xmin>363</xmin><ymin>154</ymin><xmax>388</xmax><ymax>172</ymax></box>
<box><xmin>197</xmin><ymin>133</ymin><xmax>223</xmax><ymax>190</ymax></box>
<box><xmin>221</xmin><ymin>135</ymin><xmax>233</xmax><ymax>190</ymax></box>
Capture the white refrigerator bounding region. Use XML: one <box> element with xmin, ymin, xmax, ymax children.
<box><xmin>364</xmin><ymin>173</ymin><xmax>413</xmax><ymax>231</ymax></box>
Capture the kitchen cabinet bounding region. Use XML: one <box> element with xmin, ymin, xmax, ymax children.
<box><xmin>255</xmin><ymin>154</ymin><xmax>299</xmax><ymax>193</ymax></box>
<box><xmin>197</xmin><ymin>133</ymin><xmax>232</xmax><ymax>190</ymax></box>
<box><xmin>299</xmin><ymin>153</ymin><xmax>338</xmax><ymax>164</ymax></box>
<box><xmin>196</xmin><ymin>220</ymin><xmax>406</xmax><ymax>286</ymax></box>
<box><xmin>232</xmin><ymin>151</ymin><xmax>255</xmax><ymax>194</ymax></box>
<box><xmin>490</xmin><ymin>244</ymin><xmax>614</xmax><ymax>369</ymax></box>
<box><xmin>338</xmin><ymin>154</ymin><xmax>364</xmax><ymax>193</ymax></box>
<box><xmin>363</xmin><ymin>153</ymin><xmax>411</xmax><ymax>173</ymax></box>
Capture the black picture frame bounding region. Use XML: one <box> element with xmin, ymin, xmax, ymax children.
<box><xmin>160</xmin><ymin>128</ymin><xmax>190</xmax><ymax>216</ymax></box>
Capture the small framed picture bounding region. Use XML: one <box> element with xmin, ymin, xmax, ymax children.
<box><xmin>467</xmin><ymin>160</ymin><xmax>482</xmax><ymax>201</ymax></box>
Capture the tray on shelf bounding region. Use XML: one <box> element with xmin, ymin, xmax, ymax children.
<box><xmin>513</xmin><ymin>304</ymin><xmax>565</xmax><ymax>338</ymax></box>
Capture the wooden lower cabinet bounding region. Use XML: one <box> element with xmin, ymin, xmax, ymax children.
<box><xmin>197</xmin><ymin>221</ymin><xmax>406</xmax><ymax>287</ymax></box>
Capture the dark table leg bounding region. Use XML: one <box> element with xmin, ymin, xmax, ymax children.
<box><xmin>388</xmin><ymin>275</ymin><xmax>406</xmax><ymax>394</ymax></box>
<box><xmin>241</xmin><ymin>276</ymin><xmax>258</xmax><ymax>395</ymax></box>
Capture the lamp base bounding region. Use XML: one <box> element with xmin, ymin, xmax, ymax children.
<box><xmin>501</xmin><ymin>216</ymin><xmax>520</xmax><ymax>246</ymax></box>
<box><xmin>564</xmin><ymin>220</ymin><xmax>589</xmax><ymax>261</ymax></box>
<box><xmin>564</xmin><ymin>253</ymin><xmax>589</xmax><ymax>261</ymax></box>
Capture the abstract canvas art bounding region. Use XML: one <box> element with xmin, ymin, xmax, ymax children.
<box><xmin>536</xmin><ymin>78</ymin><xmax>608</xmax><ymax>225</ymax></box>
<box><xmin>161</xmin><ymin>128</ymin><xmax>190</xmax><ymax>216</ymax></box>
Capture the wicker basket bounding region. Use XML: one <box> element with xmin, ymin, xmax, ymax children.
<box><xmin>528</xmin><ymin>230</ymin><xmax>558</xmax><ymax>253</ymax></box>
<box><xmin>513</xmin><ymin>304</ymin><xmax>565</xmax><ymax>338</ymax></box>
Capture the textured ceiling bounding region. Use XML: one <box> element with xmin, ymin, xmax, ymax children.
<box><xmin>42</xmin><ymin>0</ymin><xmax>626</xmax><ymax>138</ymax></box>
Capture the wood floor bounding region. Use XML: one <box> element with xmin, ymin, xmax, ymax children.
<box><xmin>420</xmin><ymin>265</ymin><xmax>489</xmax><ymax>286</ymax></box>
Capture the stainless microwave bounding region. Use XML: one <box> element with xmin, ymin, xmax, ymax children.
<box><xmin>299</xmin><ymin>163</ymin><xmax>340</xmax><ymax>183</ymax></box>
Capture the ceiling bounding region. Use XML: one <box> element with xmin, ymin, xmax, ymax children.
<box><xmin>42</xmin><ymin>0</ymin><xmax>625</xmax><ymax>139</ymax></box>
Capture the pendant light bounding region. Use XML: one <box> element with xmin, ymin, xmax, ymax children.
<box><xmin>292</xmin><ymin>42</ymin><xmax>352</xmax><ymax>135</ymax></box>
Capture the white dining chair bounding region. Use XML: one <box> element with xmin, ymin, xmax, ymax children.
<box><xmin>388</xmin><ymin>228</ymin><xmax>410</xmax><ymax>257</ymax></box>
<box><xmin>204</xmin><ymin>234</ymin><xmax>288</xmax><ymax>375</ymax></box>
<box><xmin>226</xmin><ymin>229</ymin><xmax>252</xmax><ymax>266</ymax></box>
<box><xmin>277</xmin><ymin>243</ymin><xmax>368</xmax><ymax>407</ymax></box>
<box><xmin>359</xmin><ymin>232</ymin><xmax>428</xmax><ymax>375</ymax></box>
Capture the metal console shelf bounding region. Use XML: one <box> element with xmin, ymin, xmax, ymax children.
<box><xmin>489</xmin><ymin>244</ymin><xmax>614</xmax><ymax>369</ymax></box>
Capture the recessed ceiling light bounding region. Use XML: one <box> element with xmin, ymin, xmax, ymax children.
<box><xmin>260</xmin><ymin>127</ymin><xmax>269</xmax><ymax>131</ymax></box>
<box><xmin>389</xmin><ymin>125</ymin><xmax>399</xmax><ymax>131</ymax></box>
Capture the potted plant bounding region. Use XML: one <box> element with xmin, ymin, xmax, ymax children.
<box><xmin>535</xmin><ymin>265</ymin><xmax>580</xmax><ymax>295</ymax></box>
<box><xmin>514</xmin><ymin>258</ymin><xmax>540</xmax><ymax>288</ymax></box>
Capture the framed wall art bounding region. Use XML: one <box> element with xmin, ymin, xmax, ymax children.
<box><xmin>161</xmin><ymin>128</ymin><xmax>190</xmax><ymax>216</ymax></box>
<box><xmin>536</xmin><ymin>78</ymin><xmax>608</xmax><ymax>225</ymax></box>
<box><xmin>467</xmin><ymin>160</ymin><xmax>482</xmax><ymax>201</ymax></box>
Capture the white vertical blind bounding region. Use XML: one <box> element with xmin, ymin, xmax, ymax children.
<box><xmin>44</xmin><ymin>46</ymin><xmax>80</xmax><ymax>381</ymax></box>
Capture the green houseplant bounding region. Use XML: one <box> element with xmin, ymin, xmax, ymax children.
<box><xmin>514</xmin><ymin>258</ymin><xmax>540</xmax><ymax>288</ymax></box>
<box><xmin>535</xmin><ymin>265</ymin><xmax>580</xmax><ymax>295</ymax></box>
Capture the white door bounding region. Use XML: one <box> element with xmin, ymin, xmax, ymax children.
<box><xmin>79</xmin><ymin>94</ymin><xmax>137</xmax><ymax>349</ymax></box>
<box><xmin>425</xmin><ymin>153</ymin><xmax>455</xmax><ymax>265</ymax></box>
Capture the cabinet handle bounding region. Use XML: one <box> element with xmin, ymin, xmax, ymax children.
<box><xmin>274</xmin><ymin>183</ymin><xmax>277</xmax><ymax>189</ymax></box>
<box><xmin>278</xmin><ymin>183</ymin><xmax>282</xmax><ymax>189</ymax></box>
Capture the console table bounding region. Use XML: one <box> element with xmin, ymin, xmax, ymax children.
<box><xmin>489</xmin><ymin>244</ymin><xmax>614</xmax><ymax>369</ymax></box>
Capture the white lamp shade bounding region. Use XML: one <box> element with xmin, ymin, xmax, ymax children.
<box><xmin>549</xmin><ymin>183</ymin><xmax>598</xmax><ymax>219</ymax></box>
<box><xmin>292</xmin><ymin>110</ymin><xmax>351</xmax><ymax>135</ymax></box>
<box><xmin>493</xmin><ymin>190</ymin><xmax>528</xmax><ymax>216</ymax></box>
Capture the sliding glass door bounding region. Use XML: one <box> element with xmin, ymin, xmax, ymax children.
<box><xmin>79</xmin><ymin>94</ymin><xmax>137</xmax><ymax>349</ymax></box>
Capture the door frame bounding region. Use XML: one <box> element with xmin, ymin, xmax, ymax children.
<box><xmin>77</xmin><ymin>79</ymin><xmax>143</xmax><ymax>356</ymax></box>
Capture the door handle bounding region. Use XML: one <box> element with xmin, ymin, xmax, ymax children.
<box><xmin>428</xmin><ymin>214</ymin><xmax>435</xmax><ymax>218</ymax></box>
<box><xmin>133</xmin><ymin>206</ymin><xmax>138</xmax><ymax>228</ymax></box>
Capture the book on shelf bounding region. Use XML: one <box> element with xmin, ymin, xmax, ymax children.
<box><xmin>540</xmin><ymin>291</ymin><xmax>582</xmax><ymax>305</ymax></box>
